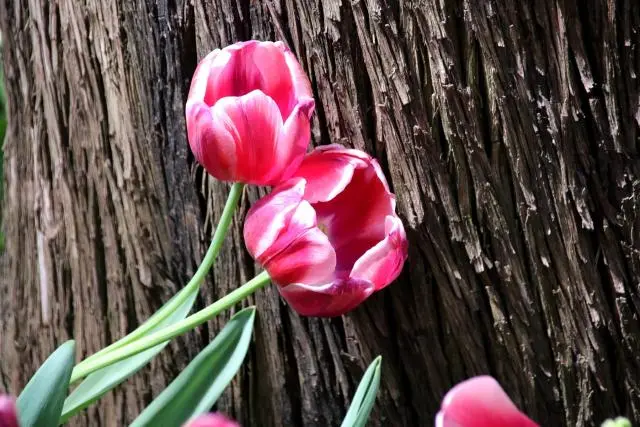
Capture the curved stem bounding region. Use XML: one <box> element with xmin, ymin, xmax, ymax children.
<box><xmin>70</xmin><ymin>270</ymin><xmax>271</xmax><ymax>383</ymax></box>
<box><xmin>85</xmin><ymin>182</ymin><xmax>245</xmax><ymax>362</ymax></box>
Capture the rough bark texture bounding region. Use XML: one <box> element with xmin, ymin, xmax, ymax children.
<box><xmin>1</xmin><ymin>0</ymin><xmax>639</xmax><ymax>426</ymax></box>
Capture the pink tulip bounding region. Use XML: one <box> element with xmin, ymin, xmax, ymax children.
<box><xmin>243</xmin><ymin>144</ymin><xmax>408</xmax><ymax>317</ymax></box>
<box><xmin>186</xmin><ymin>40</ymin><xmax>315</xmax><ymax>186</ymax></box>
<box><xmin>436</xmin><ymin>376</ymin><xmax>539</xmax><ymax>427</ymax></box>
<box><xmin>183</xmin><ymin>413</ymin><xmax>239</xmax><ymax>427</ymax></box>
<box><xmin>0</xmin><ymin>394</ymin><xmax>19</xmax><ymax>427</ymax></box>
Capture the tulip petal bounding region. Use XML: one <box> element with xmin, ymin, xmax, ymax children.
<box><xmin>0</xmin><ymin>395</ymin><xmax>19</xmax><ymax>427</ymax></box>
<box><xmin>369</xmin><ymin>157</ymin><xmax>392</xmax><ymax>193</ymax></box>
<box><xmin>279</xmin><ymin>278</ymin><xmax>374</xmax><ymax>317</ymax></box>
<box><xmin>252</xmin><ymin>42</ymin><xmax>297</xmax><ymax>118</ymax></box>
<box><xmin>203</xmin><ymin>41</ymin><xmax>261</xmax><ymax>104</ymax></box>
<box><xmin>186</xmin><ymin>102</ymin><xmax>237</xmax><ymax>181</ymax></box>
<box><xmin>183</xmin><ymin>413</ymin><xmax>240</xmax><ymax>427</ymax></box>
<box><xmin>203</xmin><ymin>49</ymin><xmax>237</xmax><ymax>104</ymax></box>
<box><xmin>292</xmin><ymin>147</ymin><xmax>365</xmax><ymax>203</ymax></box>
<box><xmin>265</xmin><ymin>98</ymin><xmax>315</xmax><ymax>184</ymax></box>
<box><xmin>312</xmin><ymin>144</ymin><xmax>374</xmax><ymax>162</ymax></box>
<box><xmin>265</xmin><ymin>227</ymin><xmax>336</xmax><ymax>287</ymax></box>
<box><xmin>212</xmin><ymin>90</ymin><xmax>283</xmax><ymax>184</ymax></box>
<box><xmin>187</xmin><ymin>49</ymin><xmax>222</xmax><ymax>104</ymax></box>
<box><xmin>436</xmin><ymin>376</ymin><xmax>539</xmax><ymax>427</ymax></box>
<box><xmin>283</xmin><ymin>46</ymin><xmax>314</xmax><ymax>114</ymax></box>
<box><xmin>257</xmin><ymin>200</ymin><xmax>320</xmax><ymax>265</ymax></box>
<box><xmin>314</xmin><ymin>162</ymin><xmax>396</xmax><ymax>262</ymax></box>
<box><xmin>350</xmin><ymin>216</ymin><xmax>407</xmax><ymax>290</ymax></box>
<box><xmin>244</xmin><ymin>179</ymin><xmax>307</xmax><ymax>260</ymax></box>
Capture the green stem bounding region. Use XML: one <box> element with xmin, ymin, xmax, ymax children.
<box><xmin>85</xmin><ymin>182</ymin><xmax>245</xmax><ymax>362</ymax></box>
<box><xmin>70</xmin><ymin>270</ymin><xmax>270</xmax><ymax>383</ymax></box>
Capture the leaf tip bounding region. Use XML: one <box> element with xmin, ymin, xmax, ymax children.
<box><xmin>235</xmin><ymin>306</ymin><xmax>257</xmax><ymax>320</ymax></box>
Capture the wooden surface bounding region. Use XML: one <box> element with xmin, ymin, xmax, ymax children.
<box><xmin>1</xmin><ymin>1</ymin><xmax>639</xmax><ymax>425</ymax></box>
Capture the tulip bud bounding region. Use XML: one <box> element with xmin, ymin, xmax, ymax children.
<box><xmin>244</xmin><ymin>144</ymin><xmax>408</xmax><ymax>317</ymax></box>
<box><xmin>0</xmin><ymin>394</ymin><xmax>19</xmax><ymax>427</ymax></box>
<box><xmin>186</xmin><ymin>40</ymin><xmax>315</xmax><ymax>186</ymax></box>
<box><xmin>183</xmin><ymin>413</ymin><xmax>239</xmax><ymax>427</ymax></box>
<box><xmin>436</xmin><ymin>376</ymin><xmax>539</xmax><ymax>427</ymax></box>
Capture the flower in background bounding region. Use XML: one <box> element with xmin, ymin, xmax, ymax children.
<box><xmin>436</xmin><ymin>376</ymin><xmax>539</xmax><ymax>427</ymax></box>
<box><xmin>0</xmin><ymin>394</ymin><xmax>19</xmax><ymax>427</ymax></box>
<box><xmin>186</xmin><ymin>40</ymin><xmax>315</xmax><ymax>186</ymax></box>
<box><xmin>183</xmin><ymin>413</ymin><xmax>239</xmax><ymax>427</ymax></box>
<box><xmin>244</xmin><ymin>144</ymin><xmax>408</xmax><ymax>317</ymax></box>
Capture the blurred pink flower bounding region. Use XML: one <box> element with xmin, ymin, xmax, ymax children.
<box><xmin>183</xmin><ymin>412</ymin><xmax>239</xmax><ymax>427</ymax></box>
<box><xmin>436</xmin><ymin>376</ymin><xmax>539</xmax><ymax>427</ymax></box>
<box><xmin>186</xmin><ymin>40</ymin><xmax>315</xmax><ymax>186</ymax></box>
<box><xmin>244</xmin><ymin>144</ymin><xmax>408</xmax><ymax>317</ymax></box>
<box><xmin>0</xmin><ymin>394</ymin><xmax>19</xmax><ymax>427</ymax></box>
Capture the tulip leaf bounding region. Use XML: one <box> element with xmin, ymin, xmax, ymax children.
<box><xmin>340</xmin><ymin>356</ymin><xmax>382</xmax><ymax>427</ymax></box>
<box><xmin>601</xmin><ymin>417</ymin><xmax>632</xmax><ymax>427</ymax></box>
<box><xmin>59</xmin><ymin>290</ymin><xmax>199</xmax><ymax>423</ymax></box>
<box><xmin>17</xmin><ymin>340</ymin><xmax>75</xmax><ymax>427</ymax></box>
<box><xmin>130</xmin><ymin>307</ymin><xmax>256</xmax><ymax>427</ymax></box>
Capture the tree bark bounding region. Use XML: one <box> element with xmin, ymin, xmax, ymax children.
<box><xmin>1</xmin><ymin>0</ymin><xmax>639</xmax><ymax>426</ymax></box>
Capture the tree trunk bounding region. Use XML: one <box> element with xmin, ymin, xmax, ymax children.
<box><xmin>1</xmin><ymin>0</ymin><xmax>639</xmax><ymax>426</ymax></box>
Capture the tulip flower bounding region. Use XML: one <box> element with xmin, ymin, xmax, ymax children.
<box><xmin>186</xmin><ymin>40</ymin><xmax>315</xmax><ymax>186</ymax></box>
<box><xmin>0</xmin><ymin>394</ymin><xmax>19</xmax><ymax>427</ymax></box>
<box><xmin>436</xmin><ymin>376</ymin><xmax>539</xmax><ymax>427</ymax></box>
<box><xmin>243</xmin><ymin>144</ymin><xmax>408</xmax><ymax>317</ymax></box>
<box><xmin>183</xmin><ymin>413</ymin><xmax>239</xmax><ymax>427</ymax></box>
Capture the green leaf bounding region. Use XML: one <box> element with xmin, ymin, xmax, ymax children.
<box><xmin>601</xmin><ymin>417</ymin><xmax>632</xmax><ymax>427</ymax></box>
<box><xmin>130</xmin><ymin>307</ymin><xmax>256</xmax><ymax>427</ymax></box>
<box><xmin>17</xmin><ymin>340</ymin><xmax>76</xmax><ymax>427</ymax></box>
<box><xmin>340</xmin><ymin>356</ymin><xmax>382</xmax><ymax>427</ymax></box>
<box><xmin>85</xmin><ymin>281</ymin><xmax>202</xmax><ymax>363</ymax></box>
<box><xmin>59</xmin><ymin>290</ymin><xmax>199</xmax><ymax>423</ymax></box>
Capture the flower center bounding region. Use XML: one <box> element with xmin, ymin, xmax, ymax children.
<box><xmin>317</xmin><ymin>222</ymin><xmax>329</xmax><ymax>236</ymax></box>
